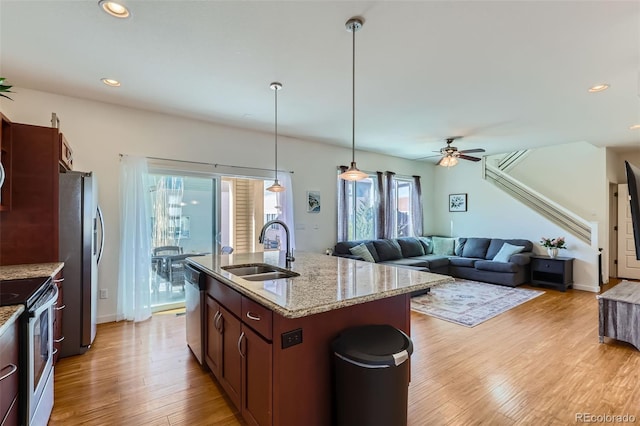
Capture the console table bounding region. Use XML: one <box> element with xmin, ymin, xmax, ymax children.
<box><xmin>597</xmin><ymin>281</ymin><xmax>640</xmax><ymax>350</ymax></box>
<box><xmin>530</xmin><ymin>256</ymin><xmax>574</xmax><ymax>291</ymax></box>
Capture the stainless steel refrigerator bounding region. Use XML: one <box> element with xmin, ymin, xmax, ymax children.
<box><xmin>59</xmin><ymin>171</ymin><xmax>104</xmax><ymax>357</ymax></box>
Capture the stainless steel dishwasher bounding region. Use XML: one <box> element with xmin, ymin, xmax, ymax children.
<box><xmin>185</xmin><ymin>263</ymin><xmax>205</xmax><ymax>366</ymax></box>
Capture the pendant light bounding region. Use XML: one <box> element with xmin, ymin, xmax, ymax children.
<box><xmin>339</xmin><ymin>18</ymin><xmax>368</xmax><ymax>181</ymax></box>
<box><xmin>266</xmin><ymin>82</ymin><xmax>285</xmax><ymax>192</ymax></box>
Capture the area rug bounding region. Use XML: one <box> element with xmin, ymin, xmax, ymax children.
<box><xmin>411</xmin><ymin>279</ymin><xmax>544</xmax><ymax>327</ymax></box>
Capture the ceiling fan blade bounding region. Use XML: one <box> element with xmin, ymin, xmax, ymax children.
<box><xmin>459</xmin><ymin>148</ymin><xmax>485</xmax><ymax>154</ymax></box>
<box><xmin>459</xmin><ymin>154</ymin><xmax>482</xmax><ymax>162</ymax></box>
<box><xmin>435</xmin><ymin>157</ymin><xmax>445</xmax><ymax>166</ymax></box>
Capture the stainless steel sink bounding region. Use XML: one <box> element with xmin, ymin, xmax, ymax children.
<box><xmin>241</xmin><ymin>271</ymin><xmax>299</xmax><ymax>281</ymax></box>
<box><xmin>222</xmin><ymin>263</ymin><xmax>300</xmax><ymax>281</ymax></box>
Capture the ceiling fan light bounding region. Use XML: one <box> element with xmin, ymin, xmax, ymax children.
<box><xmin>98</xmin><ymin>0</ymin><xmax>130</xmax><ymax>18</ymax></box>
<box><xmin>340</xmin><ymin>162</ymin><xmax>369</xmax><ymax>181</ymax></box>
<box><xmin>266</xmin><ymin>179</ymin><xmax>285</xmax><ymax>192</ymax></box>
<box><xmin>440</xmin><ymin>156</ymin><xmax>458</xmax><ymax>167</ymax></box>
<box><xmin>588</xmin><ymin>83</ymin><xmax>609</xmax><ymax>93</ymax></box>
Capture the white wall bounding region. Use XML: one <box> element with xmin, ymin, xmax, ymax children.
<box><xmin>0</xmin><ymin>87</ymin><xmax>435</xmax><ymax>322</ymax></box>
<box><xmin>432</xmin><ymin>160</ymin><xmax>601</xmax><ymax>292</ymax></box>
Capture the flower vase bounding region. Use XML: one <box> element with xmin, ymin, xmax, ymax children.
<box><xmin>547</xmin><ymin>247</ymin><xmax>558</xmax><ymax>258</ymax></box>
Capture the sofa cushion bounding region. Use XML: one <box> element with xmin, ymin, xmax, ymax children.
<box><xmin>461</xmin><ymin>238</ymin><xmax>491</xmax><ymax>259</ymax></box>
<box><xmin>380</xmin><ymin>258</ymin><xmax>429</xmax><ymax>268</ymax></box>
<box><xmin>432</xmin><ymin>237</ymin><xmax>456</xmax><ymax>255</ymax></box>
<box><xmin>411</xmin><ymin>255</ymin><xmax>450</xmax><ymax>269</ymax></box>
<box><xmin>349</xmin><ymin>243</ymin><xmax>376</xmax><ymax>263</ymax></box>
<box><xmin>492</xmin><ymin>242</ymin><xmax>525</xmax><ymax>263</ymax></box>
<box><xmin>449</xmin><ymin>257</ymin><xmax>478</xmax><ymax>268</ymax></box>
<box><xmin>372</xmin><ymin>239</ymin><xmax>403</xmax><ymax>261</ymax></box>
<box><xmin>475</xmin><ymin>260</ymin><xmax>519</xmax><ymax>273</ymax></box>
<box><xmin>334</xmin><ymin>240</ymin><xmax>368</xmax><ymax>255</ymax></box>
<box><xmin>455</xmin><ymin>238</ymin><xmax>467</xmax><ymax>256</ymax></box>
<box><xmin>397</xmin><ymin>237</ymin><xmax>425</xmax><ymax>258</ymax></box>
<box><xmin>418</xmin><ymin>237</ymin><xmax>433</xmax><ymax>254</ymax></box>
<box><xmin>486</xmin><ymin>238</ymin><xmax>533</xmax><ymax>259</ymax></box>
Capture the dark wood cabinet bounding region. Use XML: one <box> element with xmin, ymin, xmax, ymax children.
<box><xmin>218</xmin><ymin>305</ymin><xmax>242</xmax><ymax>410</ymax></box>
<box><xmin>0</xmin><ymin>118</ymin><xmax>73</xmax><ymax>265</ymax></box>
<box><xmin>241</xmin><ymin>325</ymin><xmax>272</xmax><ymax>426</ymax></box>
<box><xmin>205</xmin><ymin>296</ymin><xmax>222</xmax><ymax>378</ymax></box>
<box><xmin>0</xmin><ymin>315</ymin><xmax>19</xmax><ymax>425</ymax></box>
<box><xmin>52</xmin><ymin>273</ymin><xmax>65</xmax><ymax>365</ymax></box>
<box><xmin>530</xmin><ymin>256</ymin><xmax>574</xmax><ymax>291</ymax></box>
<box><xmin>205</xmin><ymin>277</ymin><xmax>273</xmax><ymax>426</ymax></box>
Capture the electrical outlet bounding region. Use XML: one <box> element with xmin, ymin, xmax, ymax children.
<box><xmin>281</xmin><ymin>328</ymin><xmax>303</xmax><ymax>349</ymax></box>
<box><xmin>99</xmin><ymin>288</ymin><xmax>108</xmax><ymax>299</ymax></box>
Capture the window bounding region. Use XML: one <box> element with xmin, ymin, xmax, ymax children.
<box><xmin>345</xmin><ymin>175</ymin><xmax>377</xmax><ymax>240</ymax></box>
<box><xmin>338</xmin><ymin>171</ymin><xmax>422</xmax><ymax>241</ymax></box>
<box><xmin>391</xmin><ymin>177</ymin><xmax>415</xmax><ymax>238</ymax></box>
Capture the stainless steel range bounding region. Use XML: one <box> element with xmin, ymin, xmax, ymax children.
<box><xmin>0</xmin><ymin>276</ymin><xmax>56</xmax><ymax>426</ymax></box>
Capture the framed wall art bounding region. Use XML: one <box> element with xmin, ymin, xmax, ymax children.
<box><xmin>449</xmin><ymin>193</ymin><xmax>467</xmax><ymax>212</ymax></box>
<box><xmin>307</xmin><ymin>190</ymin><xmax>321</xmax><ymax>213</ymax></box>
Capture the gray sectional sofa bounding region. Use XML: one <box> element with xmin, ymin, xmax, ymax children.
<box><xmin>333</xmin><ymin>236</ymin><xmax>534</xmax><ymax>287</ymax></box>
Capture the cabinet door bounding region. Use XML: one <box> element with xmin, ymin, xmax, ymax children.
<box><xmin>53</xmin><ymin>274</ymin><xmax>65</xmax><ymax>365</ymax></box>
<box><xmin>205</xmin><ymin>296</ymin><xmax>222</xmax><ymax>377</ymax></box>
<box><xmin>218</xmin><ymin>305</ymin><xmax>242</xmax><ymax>410</ymax></box>
<box><xmin>241</xmin><ymin>325</ymin><xmax>273</xmax><ymax>426</ymax></box>
<box><xmin>0</xmin><ymin>319</ymin><xmax>19</xmax><ymax>422</ymax></box>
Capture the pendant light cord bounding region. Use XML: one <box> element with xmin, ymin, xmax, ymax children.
<box><xmin>351</xmin><ymin>25</ymin><xmax>356</xmax><ymax>164</ymax></box>
<box><xmin>274</xmin><ymin>85</ymin><xmax>278</xmax><ymax>181</ymax></box>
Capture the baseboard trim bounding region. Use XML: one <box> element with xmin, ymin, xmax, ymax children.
<box><xmin>573</xmin><ymin>283</ymin><xmax>600</xmax><ymax>293</ymax></box>
<box><xmin>98</xmin><ymin>314</ymin><xmax>117</xmax><ymax>324</ymax></box>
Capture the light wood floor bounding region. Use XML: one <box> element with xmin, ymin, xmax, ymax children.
<box><xmin>50</xmin><ymin>280</ymin><xmax>640</xmax><ymax>425</ymax></box>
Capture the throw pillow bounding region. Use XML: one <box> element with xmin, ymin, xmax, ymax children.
<box><xmin>372</xmin><ymin>239</ymin><xmax>403</xmax><ymax>261</ymax></box>
<box><xmin>418</xmin><ymin>237</ymin><xmax>433</xmax><ymax>254</ymax></box>
<box><xmin>431</xmin><ymin>236</ymin><xmax>455</xmax><ymax>256</ymax></box>
<box><xmin>349</xmin><ymin>243</ymin><xmax>376</xmax><ymax>263</ymax></box>
<box><xmin>492</xmin><ymin>242</ymin><xmax>525</xmax><ymax>263</ymax></box>
<box><xmin>397</xmin><ymin>238</ymin><xmax>425</xmax><ymax>257</ymax></box>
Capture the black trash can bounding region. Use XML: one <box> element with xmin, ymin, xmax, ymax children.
<box><xmin>332</xmin><ymin>324</ymin><xmax>414</xmax><ymax>426</ymax></box>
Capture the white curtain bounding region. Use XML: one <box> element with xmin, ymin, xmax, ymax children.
<box><xmin>117</xmin><ymin>156</ymin><xmax>152</xmax><ymax>322</ymax></box>
<box><xmin>275</xmin><ymin>172</ymin><xmax>296</xmax><ymax>251</ymax></box>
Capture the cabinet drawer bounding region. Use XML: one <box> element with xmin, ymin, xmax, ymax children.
<box><xmin>532</xmin><ymin>259</ymin><xmax>564</xmax><ymax>274</ymax></box>
<box><xmin>206</xmin><ymin>276</ymin><xmax>241</xmax><ymax>317</ymax></box>
<box><xmin>0</xmin><ymin>319</ymin><xmax>19</xmax><ymax>421</ymax></box>
<box><xmin>242</xmin><ymin>297</ymin><xmax>272</xmax><ymax>341</ymax></box>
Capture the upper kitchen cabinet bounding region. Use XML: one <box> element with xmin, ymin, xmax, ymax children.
<box><xmin>0</xmin><ymin>113</ymin><xmax>12</xmax><ymax>211</ymax></box>
<box><xmin>0</xmin><ymin>119</ymin><xmax>73</xmax><ymax>265</ymax></box>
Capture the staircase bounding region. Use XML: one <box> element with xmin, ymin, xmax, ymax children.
<box><xmin>482</xmin><ymin>157</ymin><xmax>597</xmax><ymax>247</ymax></box>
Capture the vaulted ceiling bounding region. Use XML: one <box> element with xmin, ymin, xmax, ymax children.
<box><xmin>2</xmin><ymin>1</ymin><xmax>639</xmax><ymax>161</ymax></box>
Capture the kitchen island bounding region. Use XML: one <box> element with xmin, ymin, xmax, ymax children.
<box><xmin>188</xmin><ymin>251</ymin><xmax>452</xmax><ymax>426</ymax></box>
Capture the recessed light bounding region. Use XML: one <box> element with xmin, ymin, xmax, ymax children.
<box><xmin>101</xmin><ymin>78</ymin><xmax>121</xmax><ymax>87</ymax></box>
<box><xmin>630</xmin><ymin>124</ymin><xmax>640</xmax><ymax>130</ymax></box>
<box><xmin>98</xmin><ymin>0</ymin><xmax>130</xmax><ymax>18</ymax></box>
<box><xmin>588</xmin><ymin>83</ymin><xmax>609</xmax><ymax>93</ymax></box>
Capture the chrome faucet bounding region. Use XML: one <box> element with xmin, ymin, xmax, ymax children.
<box><xmin>258</xmin><ymin>220</ymin><xmax>295</xmax><ymax>269</ymax></box>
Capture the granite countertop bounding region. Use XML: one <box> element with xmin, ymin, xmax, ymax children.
<box><xmin>188</xmin><ymin>251</ymin><xmax>453</xmax><ymax>319</ymax></box>
<box><xmin>0</xmin><ymin>305</ymin><xmax>25</xmax><ymax>337</ymax></box>
<box><xmin>0</xmin><ymin>262</ymin><xmax>64</xmax><ymax>281</ymax></box>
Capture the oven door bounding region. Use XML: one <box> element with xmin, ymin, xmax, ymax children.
<box><xmin>28</xmin><ymin>284</ymin><xmax>58</xmax><ymax>423</ymax></box>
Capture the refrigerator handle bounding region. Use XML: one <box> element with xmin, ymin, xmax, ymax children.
<box><xmin>96</xmin><ymin>204</ymin><xmax>105</xmax><ymax>265</ymax></box>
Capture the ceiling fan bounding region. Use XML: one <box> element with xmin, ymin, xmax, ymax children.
<box><xmin>422</xmin><ymin>136</ymin><xmax>486</xmax><ymax>167</ymax></box>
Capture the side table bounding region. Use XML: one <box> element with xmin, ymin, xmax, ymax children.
<box><xmin>530</xmin><ymin>255</ymin><xmax>574</xmax><ymax>291</ymax></box>
<box><xmin>597</xmin><ymin>281</ymin><xmax>640</xmax><ymax>350</ymax></box>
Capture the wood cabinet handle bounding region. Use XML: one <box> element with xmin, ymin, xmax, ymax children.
<box><xmin>246</xmin><ymin>312</ymin><xmax>261</xmax><ymax>321</ymax></box>
<box><xmin>214</xmin><ymin>311</ymin><xmax>222</xmax><ymax>332</ymax></box>
<box><xmin>53</xmin><ymin>348</ymin><xmax>58</xmax><ymax>356</ymax></box>
<box><xmin>0</xmin><ymin>364</ymin><xmax>17</xmax><ymax>382</ymax></box>
<box><xmin>55</xmin><ymin>304</ymin><xmax>66</xmax><ymax>311</ymax></box>
<box><xmin>237</xmin><ymin>332</ymin><xmax>246</xmax><ymax>358</ymax></box>
<box><xmin>54</xmin><ymin>336</ymin><xmax>65</xmax><ymax>343</ymax></box>
<box><xmin>54</xmin><ymin>278</ymin><xmax>64</xmax><ymax>283</ymax></box>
